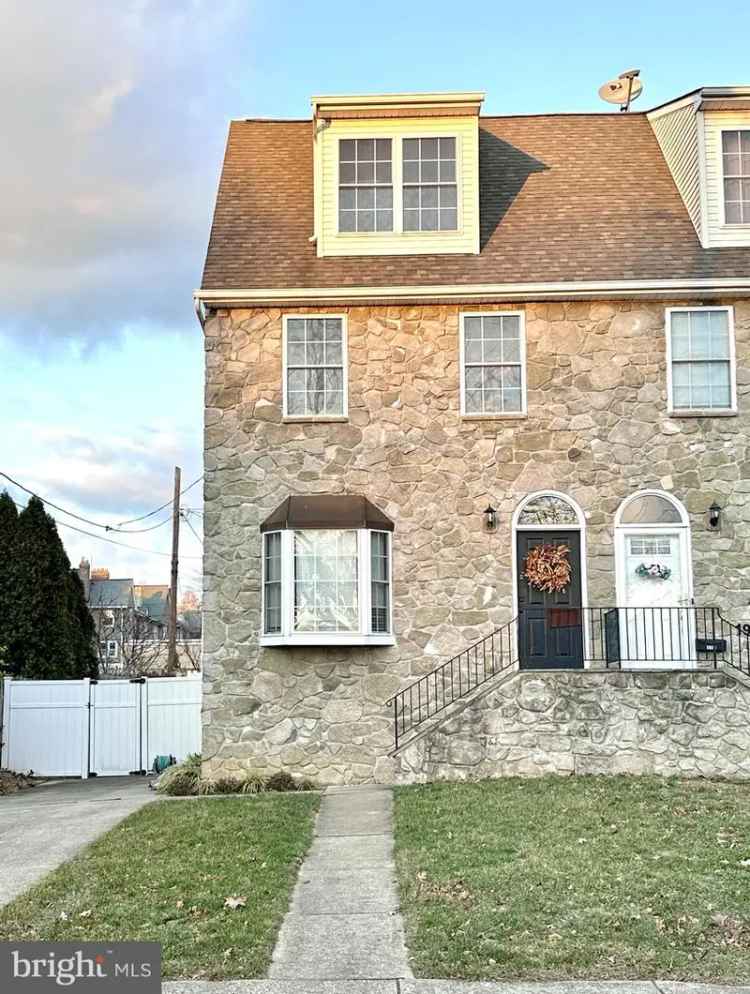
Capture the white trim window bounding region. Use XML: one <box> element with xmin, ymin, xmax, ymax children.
<box><xmin>338</xmin><ymin>138</ymin><xmax>393</xmax><ymax>233</ymax></box>
<box><xmin>722</xmin><ymin>130</ymin><xmax>750</xmax><ymax>225</ymax></box>
<box><xmin>403</xmin><ymin>137</ymin><xmax>457</xmax><ymax>231</ymax></box>
<box><xmin>460</xmin><ymin>312</ymin><xmax>527</xmax><ymax>416</ymax></box>
<box><xmin>261</xmin><ymin>529</ymin><xmax>393</xmax><ymax>646</ymax></box>
<box><xmin>666</xmin><ymin>307</ymin><xmax>736</xmax><ymax>414</ymax></box>
<box><xmin>283</xmin><ymin>316</ymin><xmax>348</xmax><ymax>418</ymax></box>
<box><xmin>104</xmin><ymin>640</ymin><xmax>119</xmax><ymax>659</ymax></box>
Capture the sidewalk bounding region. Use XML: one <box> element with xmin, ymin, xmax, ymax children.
<box><xmin>164</xmin><ymin>979</ymin><xmax>750</xmax><ymax>993</ymax></box>
<box><xmin>268</xmin><ymin>784</ymin><xmax>411</xmax><ymax>982</ymax></box>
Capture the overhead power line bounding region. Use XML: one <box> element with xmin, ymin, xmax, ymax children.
<box><xmin>9</xmin><ymin>497</ymin><xmax>202</xmax><ymax>560</ymax></box>
<box><xmin>0</xmin><ymin>470</ymin><xmax>203</xmax><ymax>533</ymax></box>
<box><xmin>181</xmin><ymin>511</ymin><xmax>204</xmax><ymax>547</ymax></box>
<box><xmin>113</xmin><ymin>475</ymin><xmax>203</xmax><ymax>527</ymax></box>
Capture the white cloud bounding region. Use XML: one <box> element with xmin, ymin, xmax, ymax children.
<box><xmin>0</xmin><ymin>0</ymin><xmax>252</xmax><ymax>346</ymax></box>
<box><xmin>75</xmin><ymin>79</ymin><xmax>135</xmax><ymax>134</ymax></box>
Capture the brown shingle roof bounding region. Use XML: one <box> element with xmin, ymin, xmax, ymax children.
<box><xmin>201</xmin><ymin>113</ymin><xmax>750</xmax><ymax>292</ymax></box>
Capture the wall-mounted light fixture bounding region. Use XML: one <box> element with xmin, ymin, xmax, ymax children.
<box><xmin>709</xmin><ymin>502</ymin><xmax>722</xmax><ymax>529</ymax></box>
<box><xmin>484</xmin><ymin>505</ymin><xmax>497</xmax><ymax>531</ymax></box>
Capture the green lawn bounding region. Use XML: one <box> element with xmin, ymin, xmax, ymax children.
<box><xmin>0</xmin><ymin>793</ymin><xmax>319</xmax><ymax>979</ymax></box>
<box><xmin>394</xmin><ymin>776</ymin><xmax>750</xmax><ymax>982</ymax></box>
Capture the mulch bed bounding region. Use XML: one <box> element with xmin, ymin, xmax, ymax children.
<box><xmin>0</xmin><ymin>770</ymin><xmax>36</xmax><ymax>795</ymax></box>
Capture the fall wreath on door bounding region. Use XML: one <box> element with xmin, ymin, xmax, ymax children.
<box><xmin>523</xmin><ymin>544</ymin><xmax>572</xmax><ymax>594</ymax></box>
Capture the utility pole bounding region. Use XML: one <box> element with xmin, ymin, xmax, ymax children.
<box><xmin>167</xmin><ymin>466</ymin><xmax>181</xmax><ymax>673</ymax></box>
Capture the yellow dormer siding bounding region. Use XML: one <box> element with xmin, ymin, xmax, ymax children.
<box><xmin>312</xmin><ymin>92</ymin><xmax>483</xmax><ymax>258</ymax></box>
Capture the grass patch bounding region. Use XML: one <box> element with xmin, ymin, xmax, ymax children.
<box><xmin>394</xmin><ymin>776</ymin><xmax>750</xmax><ymax>982</ymax></box>
<box><xmin>0</xmin><ymin>793</ymin><xmax>319</xmax><ymax>979</ymax></box>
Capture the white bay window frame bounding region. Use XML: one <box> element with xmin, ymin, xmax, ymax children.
<box><xmin>665</xmin><ymin>306</ymin><xmax>737</xmax><ymax>416</ymax></box>
<box><xmin>261</xmin><ymin>528</ymin><xmax>394</xmax><ymax>647</ymax></box>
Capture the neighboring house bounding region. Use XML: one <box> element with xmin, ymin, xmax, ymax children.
<box><xmin>79</xmin><ymin>561</ymin><xmax>201</xmax><ymax>675</ymax></box>
<box><xmin>195</xmin><ymin>86</ymin><xmax>750</xmax><ymax>786</ymax></box>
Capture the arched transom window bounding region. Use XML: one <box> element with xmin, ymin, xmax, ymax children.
<box><xmin>616</xmin><ymin>491</ymin><xmax>688</xmax><ymax>528</ymax></box>
<box><xmin>517</xmin><ymin>493</ymin><xmax>581</xmax><ymax>528</ymax></box>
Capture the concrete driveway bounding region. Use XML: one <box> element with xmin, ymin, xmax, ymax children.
<box><xmin>0</xmin><ymin>776</ymin><xmax>155</xmax><ymax>906</ymax></box>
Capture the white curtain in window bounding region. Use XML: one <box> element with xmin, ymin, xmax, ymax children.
<box><xmin>294</xmin><ymin>530</ymin><xmax>359</xmax><ymax>632</ymax></box>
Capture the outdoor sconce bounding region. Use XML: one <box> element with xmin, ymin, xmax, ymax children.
<box><xmin>709</xmin><ymin>502</ymin><xmax>722</xmax><ymax>529</ymax></box>
<box><xmin>484</xmin><ymin>505</ymin><xmax>497</xmax><ymax>531</ymax></box>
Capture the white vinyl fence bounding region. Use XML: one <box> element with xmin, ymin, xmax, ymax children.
<box><xmin>1</xmin><ymin>675</ymin><xmax>201</xmax><ymax>778</ymax></box>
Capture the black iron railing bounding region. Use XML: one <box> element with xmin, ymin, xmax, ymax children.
<box><xmin>572</xmin><ymin>606</ymin><xmax>750</xmax><ymax>673</ymax></box>
<box><xmin>386</xmin><ymin>616</ymin><xmax>519</xmax><ymax>752</ymax></box>
<box><xmin>386</xmin><ymin>605</ymin><xmax>750</xmax><ymax>752</ymax></box>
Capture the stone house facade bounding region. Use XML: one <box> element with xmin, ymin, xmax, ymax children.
<box><xmin>196</xmin><ymin>87</ymin><xmax>750</xmax><ymax>785</ymax></box>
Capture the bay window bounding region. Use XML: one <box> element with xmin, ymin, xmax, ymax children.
<box><xmin>260</xmin><ymin>496</ymin><xmax>394</xmax><ymax>646</ymax></box>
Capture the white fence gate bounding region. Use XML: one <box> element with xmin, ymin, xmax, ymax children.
<box><xmin>1</xmin><ymin>675</ymin><xmax>201</xmax><ymax>778</ymax></box>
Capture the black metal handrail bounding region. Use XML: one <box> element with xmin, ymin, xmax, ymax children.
<box><xmin>386</xmin><ymin>616</ymin><xmax>519</xmax><ymax>752</ymax></box>
<box><xmin>575</xmin><ymin>605</ymin><xmax>750</xmax><ymax>674</ymax></box>
<box><xmin>386</xmin><ymin>605</ymin><xmax>750</xmax><ymax>753</ymax></box>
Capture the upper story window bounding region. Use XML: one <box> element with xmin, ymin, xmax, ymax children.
<box><xmin>460</xmin><ymin>312</ymin><xmax>526</xmax><ymax>416</ymax></box>
<box><xmin>403</xmin><ymin>138</ymin><xmax>457</xmax><ymax>231</ymax></box>
<box><xmin>666</xmin><ymin>307</ymin><xmax>736</xmax><ymax>415</ymax></box>
<box><xmin>338</xmin><ymin>139</ymin><xmax>393</xmax><ymax>232</ymax></box>
<box><xmin>283</xmin><ymin>316</ymin><xmax>347</xmax><ymax>419</ymax></box>
<box><xmin>722</xmin><ymin>130</ymin><xmax>750</xmax><ymax>224</ymax></box>
<box><xmin>260</xmin><ymin>495</ymin><xmax>395</xmax><ymax>647</ymax></box>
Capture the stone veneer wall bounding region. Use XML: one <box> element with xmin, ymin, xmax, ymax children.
<box><xmin>395</xmin><ymin>669</ymin><xmax>750</xmax><ymax>782</ymax></box>
<box><xmin>202</xmin><ymin>300</ymin><xmax>750</xmax><ymax>784</ymax></box>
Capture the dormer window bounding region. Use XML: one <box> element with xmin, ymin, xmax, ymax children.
<box><xmin>338</xmin><ymin>139</ymin><xmax>393</xmax><ymax>232</ymax></box>
<box><xmin>313</xmin><ymin>92</ymin><xmax>482</xmax><ymax>256</ymax></box>
<box><xmin>403</xmin><ymin>137</ymin><xmax>457</xmax><ymax>231</ymax></box>
<box><xmin>722</xmin><ymin>130</ymin><xmax>750</xmax><ymax>225</ymax></box>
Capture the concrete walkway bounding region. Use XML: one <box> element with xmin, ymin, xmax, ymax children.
<box><xmin>0</xmin><ymin>776</ymin><xmax>154</xmax><ymax>906</ymax></box>
<box><xmin>164</xmin><ymin>979</ymin><xmax>750</xmax><ymax>993</ymax></box>
<box><xmin>268</xmin><ymin>784</ymin><xmax>411</xmax><ymax>982</ymax></box>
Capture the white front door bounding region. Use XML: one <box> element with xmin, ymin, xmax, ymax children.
<box><xmin>619</xmin><ymin>531</ymin><xmax>694</xmax><ymax>667</ymax></box>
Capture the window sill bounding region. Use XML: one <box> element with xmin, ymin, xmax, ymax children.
<box><xmin>282</xmin><ymin>416</ymin><xmax>349</xmax><ymax>424</ymax></box>
<box><xmin>334</xmin><ymin>229</ymin><xmax>463</xmax><ymax>237</ymax></box>
<box><xmin>260</xmin><ymin>634</ymin><xmax>396</xmax><ymax>648</ymax></box>
<box><xmin>461</xmin><ymin>413</ymin><xmax>528</xmax><ymax>421</ymax></box>
<box><xmin>667</xmin><ymin>409</ymin><xmax>738</xmax><ymax>419</ymax></box>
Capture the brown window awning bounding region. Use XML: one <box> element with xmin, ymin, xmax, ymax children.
<box><xmin>260</xmin><ymin>495</ymin><xmax>394</xmax><ymax>532</ymax></box>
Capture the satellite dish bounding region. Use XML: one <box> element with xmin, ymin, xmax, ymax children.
<box><xmin>598</xmin><ymin>70</ymin><xmax>643</xmax><ymax>112</ymax></box>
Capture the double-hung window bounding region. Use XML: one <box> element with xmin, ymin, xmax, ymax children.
<box><xmin>722</xmin><ymin>130</ymin><xmax>750</xmax><ymax>225</ymax></box>
<box><xmin>403</xmin><ymin>137</ymin><xmax>457</xmax><ymax>231</ymax></box>
<box><xmin>338</xmin><ymin>139</ymin><xmax>393</xmax><ymax>232</ymax></box>
<box><xmin>283</xmin><ymin>316</ymin><xmax>347</xmax><ymax>418</ymax></box>
<box><xmin>261</xmin><ymin>496</ymin><xmax>394</xmax><ymax>646</ymax></box>
<box><xmin>460</xmin><ymin>312</ymin><xmax>526</xmax><ymax>416</ymax></box>
<box><xmin>666</xmin><ymin>307</ymin><xmax>736</xmax><ymax>414</ymax></box>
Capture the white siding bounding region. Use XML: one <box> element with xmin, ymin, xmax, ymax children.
<box><xmin>649</xmin><ymin>103</ymin><xmax>702</xmax><ymax>238</ymax></box>
<box><xmin>704</xmin><ymin>111</ymin><xmax>750</xmax><ymax>248</ymax></box>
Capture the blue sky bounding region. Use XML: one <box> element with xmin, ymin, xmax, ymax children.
<box><xmin>1</xmin><ymin>0</ymin><xmax>748</xmax><ymax>587</ymax></box>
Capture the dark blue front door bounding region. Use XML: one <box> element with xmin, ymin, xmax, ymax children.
<box><xmin>517</xmin><ymin>530</ymin><xmax>584</xmax><ymax>669</ymax></box>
